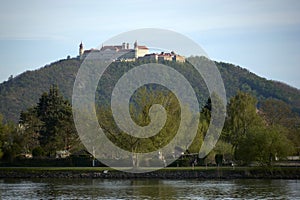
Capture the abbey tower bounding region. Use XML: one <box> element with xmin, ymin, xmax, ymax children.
<box><xmin>79</xmin><ymin>42</ymin><xmax>84</xmax><ymax>57</ymax></box>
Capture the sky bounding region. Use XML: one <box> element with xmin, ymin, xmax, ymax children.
<box><xmin>0</xmin><ymin>0</ymin><xmax>300</xmax><ymax>89</ymax></box>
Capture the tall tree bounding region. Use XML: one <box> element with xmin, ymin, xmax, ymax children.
<box><xmin>19</xmin><ymin>108</ymin><xmax>42</xmax><ymax>154</ymax></box>
<box><xmin>98</xmin><ymin>85</ymin><xmax>182</xmax><ymax>168</ymax></box>
<box><xmin>224</xmin><ymin>91</ymin><xmax>263</xmax><ymax>150</ymax></box>
<box><xmin>20</xmin><ymin>85</ymin><xmax>79</xmax><ymax>156</ymax></box>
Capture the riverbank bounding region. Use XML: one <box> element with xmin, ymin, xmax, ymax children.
<box><xmin>0</xmin><ymin>167</ymin><xmax>299</xmax><ymax>179</ymax></box>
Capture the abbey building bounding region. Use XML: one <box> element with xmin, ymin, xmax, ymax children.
<box><xmin>79</xmin><ymin>41</ymin><xmax>185</xmax><ymax>62</ymax></box>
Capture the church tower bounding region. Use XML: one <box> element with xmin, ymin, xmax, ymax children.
<box><xmin>134</xmin><ymin>40</ymin><xmax>138</xmax><ymax>59</ymax></box>
<box><xmin>79</xmin><ymin>42</ymin><xmax>84</xmax><ymax>57</ymax></box>
<box><xmin>134</xmin><ymin>40</ymin><xmax>138</xmax><ymax>49</ymax></box>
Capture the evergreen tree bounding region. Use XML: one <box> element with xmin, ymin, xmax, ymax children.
<box><xmin>20</xmin><ymin>85</ymin><xmax>79</xmax><ymax>156</ymax></box>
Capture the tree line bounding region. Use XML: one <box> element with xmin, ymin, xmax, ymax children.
<box><xmin>0</xmin><ymin>85</ymin><xmax>299</xmax><ymax>167</ymax></box>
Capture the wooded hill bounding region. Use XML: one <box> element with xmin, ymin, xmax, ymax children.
<box><xmin>0</xmin><ymin>57</ymin><xmax>299</xmax><ymax>123</ymax></box>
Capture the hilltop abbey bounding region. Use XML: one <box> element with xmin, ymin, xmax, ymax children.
<box><xmin>79</xmin><ymin>41</ymin><xmax>185</xmax><ymax>62</ymax></box>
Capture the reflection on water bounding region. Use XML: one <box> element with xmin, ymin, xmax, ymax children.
<box><xmin>0</xmin><ymin>178</ymin><xmax>299</xmax><ymax>200</ymax></box>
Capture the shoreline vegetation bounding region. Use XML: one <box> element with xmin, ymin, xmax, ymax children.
<box><xmin>0</xmin><ymin>167</ymin><xmax>299</xmax><ymax>179</ymax></box>
<box><xmin>1</xmin><ymin>62</ymin><xmax>300</xmax><ymax>175</ymax></box>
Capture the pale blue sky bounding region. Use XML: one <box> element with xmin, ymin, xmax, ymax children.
<box><xmin>0</xmin><ymin>0</ymin><xmax>299</xmax><ymax>88</ymax></box>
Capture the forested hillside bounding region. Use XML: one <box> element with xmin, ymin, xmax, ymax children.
<box><xmin>0</xmin><ymin>57</ymin><xmax>299</xmax><ymax>123</ymax></box>
<box><xmin>0</xmin><ymin>58</ymin><xmax>80</xmax><ymax>122</ymax></box>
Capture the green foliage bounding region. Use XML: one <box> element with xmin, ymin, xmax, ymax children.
<box><xmin>213</xmin><ymin>140</ymin><xmax>234</xmax><ymax>162</ymax></box>
<box><xmin>215</xmin><ymin>154</ymin><xmax>223</xmax><ymax>166</ymax></box>
<box><xmin>260</xmin><ymin>98</ymin><xmax>300</xmax><ymax>153</ymax></box>
<box><xmin>260</xmin><ymin>98</ymin><xmax>294</xmax><ymax>126</ymax></box>
<box><xmin>0</xmin><ymin>119</ymin><xmax>23</xmax><ymax>162</ymax></box>
<box><xmin>221</xmin><ymin>92</ymin><xmax>297</xmax><ymax>166</ymax></box>
<box><xmin>32</xmin><ymin>146</ymin><xmax>45</xmax><ymax>158</ymax></box>
<box><xmin>216</xmin><ymin>61</ymin><xmax>300</xmax><ymax>114</ymax></box>
<box><xmin>0</xmin><ymin>114</ymin><xmax>5</xmax><ymax>159</ymax></box>
<box><xmin>224</xmin><ymin>91</ymin><xmax>263</xmax><ymax>149</ymax></box>
<box><xmin>20</xmin><ymin>85</ymin><xmax>79</xmax><ymax>156</ymax></box>
<box><xmin>0</xmin><ymin>56</ymin><xmax>299</xmax><ymax>167</ymax></box>
<box><xmin>0</xmin><ymin>58</ymin><xmax>80</xmax><ymax>123</ymax></box>
<box><xmin>0</xmin><ymin>146</ymin><xmax>3</xmax><ymax>159</ymax></box>
<box><xmin>19</xmin><ymin>108</ymin><xmax>42</xmax><ymax>154</ymax></box>
<box><xmin>235</xmin><ymin>125</ymin><xmax>294</xmax><ymax>166</ymax></box>
<box><xmin>97</xmin><ymin>85</ymin><xmax>182</xmax><ymax>168</ymax></box>
<box><xmin>0</xmin><ymin>58</ymin><xmax>300</xmax><ymax>124</ymax></box>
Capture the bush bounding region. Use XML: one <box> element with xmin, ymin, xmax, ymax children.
<box><xmin>215</xmin><ymin>154</ymin><xmax>223</xmax><ymax>166</ymax></box>
<box><xmin>32</xmin><ymin>146</ymin><xmax>45</xmax><ymax>158</ymax></box>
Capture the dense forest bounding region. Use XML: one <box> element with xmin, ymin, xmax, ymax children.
<box><xmin>0</xmin><ymin>56</ymin><xmax>299</xmax><ymax>167</ymax></box>
<box><xmin>0</xmin><ymin>57</ymin><xmax>299</xmax><ymax>123</ymax></box>
<box><xmin>0</xmin><ymin>85</ymin><xmax>299</xmax><ymax>166</ymax></box>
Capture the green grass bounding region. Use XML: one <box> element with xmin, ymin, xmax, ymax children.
<box><xmin>0</xmin><ymin>166</ymin><xmax>299</xmax><ymax>173</ymax></box>
<box><xmin>0</xmin><ymin>167</ymin><xmax>113</xmax><ymax>172</ymax></box>
<box><xmin>0</xmin><ymin>166</ymin><xmax>291</xmax><ymax>172</ymax></box>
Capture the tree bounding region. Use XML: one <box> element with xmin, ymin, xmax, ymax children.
<box><xmin>224</xmin><ymin>91</ymin><xmax>263</xmax><ymax>150</ymax></box>
<box><xmin>98</xmin><ymin>85</ymin><xmax>181</xmax><ymax>168</ymax></box>
<box><xmin>260</xmin><ymin>98</ymin><xmax>300</xmax><ymax>152</ymax></box>
<box><xmin>223</xmin><ymin>92</ymin><xmax>296</xmax><ymax>166</ymax></box>
<box><xmin>260</xmin><ymin>98</ymin><xmax>294</xmax><ymax>126</ymax></box>
<box><xmin>235</xmin><ymin>125</ymin><xmax>294</xmax><ymax>166</ymax></box>
<box><xmin>213</xmin><ymin>140</ymin><xmax>234</xmax><ymax>163</ymax></box>
<box><xmin>0</xmin><ymin>115</ymin><xmax>23</xmax><ymax>161</ymax></box>
<box><xmin>20</xmin><ymin>85</ymin><xmax>79</xmax><ymax>156</ymax></box>
<box><xmin>19</xmin><ymin>108</ymin><xmax>42</xmax><ymax>154</ymax></box>
<box><xmin>288</xmin><ymin>116</ymin><xmax>300</xmax><ymax>153</ymax></box>
<box><xmin>0</xmin><ymin>114</ymin><xmax>5</xmax><ymax>159</ymax></box>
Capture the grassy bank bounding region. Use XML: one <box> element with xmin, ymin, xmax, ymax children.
<box><xmin>0</xmin><ymin>166</ymin><xmax>299</xmax><ymax>172</ymax></box>
<box><xmin>0</xmin><ymin>166</ymin><xmax>299</xmax><ymax>179</ymax></box>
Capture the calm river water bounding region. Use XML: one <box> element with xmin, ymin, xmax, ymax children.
<box><xmin>0</xmin><ymin>178</ymin><xmax>299</xmax><ymax>199</ymax></box>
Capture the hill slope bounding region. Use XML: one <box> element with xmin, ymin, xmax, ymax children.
<box><xmin>0</xmin><ymin>57</ymin><xmax>299</xmax><ymax>123</ymax></box>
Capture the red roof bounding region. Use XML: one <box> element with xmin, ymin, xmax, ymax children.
<box><xmin>137</xmin><ymin>46</ymin><xmax>148</xmax><ymax>50</ymax></box>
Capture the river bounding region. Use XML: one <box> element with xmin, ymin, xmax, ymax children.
<box><xmin>0</xmin><ymin>179</ymin><xmax>299</xmax><ymax>199</ymax></box>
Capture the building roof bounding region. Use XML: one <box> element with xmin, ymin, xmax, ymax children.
<box><xmin>158</xmin><ymin>52</ymin><xmax>173</xmax><ymax>57</ymax></box>
<box><xmin>100</xmin><ymin>45</ymin><xmax>123</xmax><ymax>51</ymax></box>
<box><xmin>137</xmin><ymin>45</ymin><xmax>148</xmax><ymax>50</ymax></box>
<box><xmin>83</xmin><ymin>49</ymin><xmax>100</xmax><ymax>54</ymax></box>
<box><xmin>144</xmin><ymin>53</ymin><xmax>157</xmax><ymax>56</ymax></box>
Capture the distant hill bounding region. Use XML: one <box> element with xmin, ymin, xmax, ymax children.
<box><xmin>0</xmin><ymin>57</ymin><xmax>299</xmax><ymax>123</ymax></box>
